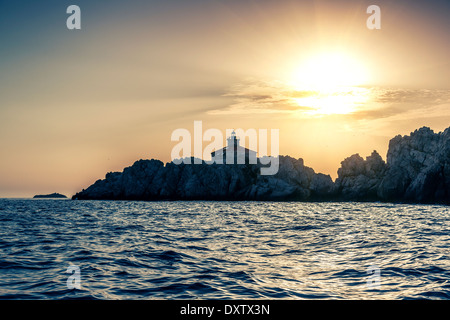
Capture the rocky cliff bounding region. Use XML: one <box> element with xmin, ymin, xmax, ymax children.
<box><xmin>72</xmin><ymin>156</ymin><xmax>335</xmax><ymax>201</ymax></box>
<box><xmin>335</xmin><ymin>150</ymin><xmax>386</xmax><ymax>201</ymax></box>
<box><xmin>73</xmin><ymin>126</ymin><xmax>450</xmax><ymax>204</ymax></box>
<box><xmin>334</xmin><ymin>126</ymin><xmax>450</xmax><ymax>204</ymax></box>
<box><xmin>378</xmin><ymin>127</ymin><xmax>450</xmax><ymax>203</ymax></box>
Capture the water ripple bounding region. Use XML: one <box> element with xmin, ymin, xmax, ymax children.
<box><xmin>0</xmin><ymin>199</ymin><xmax>449</xmax><ymax>299</ymax></box>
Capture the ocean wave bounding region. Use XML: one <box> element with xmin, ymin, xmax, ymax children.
<box><xmin>0</xmin><ymin>199</ymin><xmax>449</xmax><ymax>299</ymax></box>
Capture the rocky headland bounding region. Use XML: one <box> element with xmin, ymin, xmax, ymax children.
<box><xmin>73</xmin><ymin>126</ymin><xmax>450</xmax><ymax>204</ymax></box>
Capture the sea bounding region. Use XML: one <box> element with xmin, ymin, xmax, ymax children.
<box><xmin>0</xmin><ymin>199</ymin><xmax>449</xmax><ymax>300</ymax></box>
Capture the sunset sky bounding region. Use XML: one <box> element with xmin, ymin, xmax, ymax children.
<box><xmin>0</xmin><ymin>0</ymin><xmax>449</xmax><ymax>197</ymax></box>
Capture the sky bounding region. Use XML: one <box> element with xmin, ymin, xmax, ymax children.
<box><xmin>0</xmin><ymin>0</ymin><xmax>449</xmax><ymax>197</ymax></box>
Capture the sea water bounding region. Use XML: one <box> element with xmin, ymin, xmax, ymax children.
<box><xmin>0</xmin><ymin>199</ymin><xmax>449</xmax><ymax>299</ymax></box>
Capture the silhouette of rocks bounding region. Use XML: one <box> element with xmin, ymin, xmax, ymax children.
<box><xmin>73</xmin><ymin>126</ymin><xmax>450</xmax><ymax>204</ymax></box>
<box><xmin>72</xmin><ymin>156</ymin><xmax>335</xmax><ymax>201</ymax></box>
<box><xmin>33</xmin><ymin>193</ymin><xmax>67</xmax><ymax>199</ymax></box>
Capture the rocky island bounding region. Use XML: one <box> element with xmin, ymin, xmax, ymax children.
<box><xmin>72</xmin><ymin>126</ymin><xmax>450</xmax><ymax>204</ymax></box>
<box><xmin>34</xmin><ymin>193</ymin><xmax>68</xmax><ymax>199</ymax></box>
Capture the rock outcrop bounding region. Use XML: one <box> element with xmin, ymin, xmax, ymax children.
<box><xmin>73</xmin><ymin>126</ymin><xmax>450</xmax><ymax>204</ymax></box>
<box><xmin>73</xmin><ymin>156</ymin><xmax>335</xmax><ymax>201</ymax></box>
<box><xmin>377</xmin><ymin>127</ymin><xmax>450</xmax><ymax>203</ymax></box>
<box><xmin>335</xmin><ymin>150</ymin><xmax>386</xmax><ymax>201</ymax></box>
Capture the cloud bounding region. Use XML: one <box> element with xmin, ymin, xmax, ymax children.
<box><xmin>208</xmin><ymin>79</ymin><xmax>318</xmax><ymax>115</ymax></box>
<box><xmin>351</xmin><ymin>88</ymin><xmax>450</xmax><ymax>120</ymax></box>
<box><xmin>208</xmin><ymin>78</ymin><xmax>450</xmax><ymax>120</ymax></box>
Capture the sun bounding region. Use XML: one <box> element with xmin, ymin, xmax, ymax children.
<box><xmin>291</xmin><ymin>52</ymin><xmax>369</xmax><ymax>90</ymax></box>
<box><xmin>288</xmin><ymin>52</ymin><xmax>371</xmax><ymax>115</ymax></box>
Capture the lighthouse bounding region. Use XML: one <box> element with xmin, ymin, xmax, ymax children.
<box><xmin>211</xmin><ymin>130</ymin><xmax>257</xmax><ymax>164</ymax></box>
<box><xmin>227</xmin><ymin>130</ymin><xmax>240</xmax><ymax>148</ymax></box>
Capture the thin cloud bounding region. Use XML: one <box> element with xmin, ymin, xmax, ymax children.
<box><xmin>209</xmin><ymin>78</ymin><xmax>450</xmax><ymax>120</ymax></box>
<box><xmin>351</xmin><ymin>88</ymin><xmax>450</xmax><ymax>120</ymax></box>
<box><xmin>209</xmin><ymin>79</ymin><xmax>318</xmax><ymax>115</ymax></box>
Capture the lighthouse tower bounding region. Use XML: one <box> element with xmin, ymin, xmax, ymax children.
<box><xmin>211</xmin><ymin>129</ymin><xmax>257</xmax><ymax>164</ymax></box>
<box><xmin>227</xmin><ymin>130</ymin><xmax>240</xmax><ymax>148</ymax></box>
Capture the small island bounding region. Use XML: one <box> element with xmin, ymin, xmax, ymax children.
<box><xmin>33</xmin><ymin>193</ymin><xmax>67</xmax><ymax>199</ymax></box>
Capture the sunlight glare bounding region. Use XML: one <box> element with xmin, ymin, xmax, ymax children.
<box><xmin>290</xmin><ymin>52</ymin><xmax>369</xmax><ymax>90</ymax></box>
<box><xmin>288</xmin><ymin>52</ymin><xmax>371</xmax><ymax>115</ymax></box>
